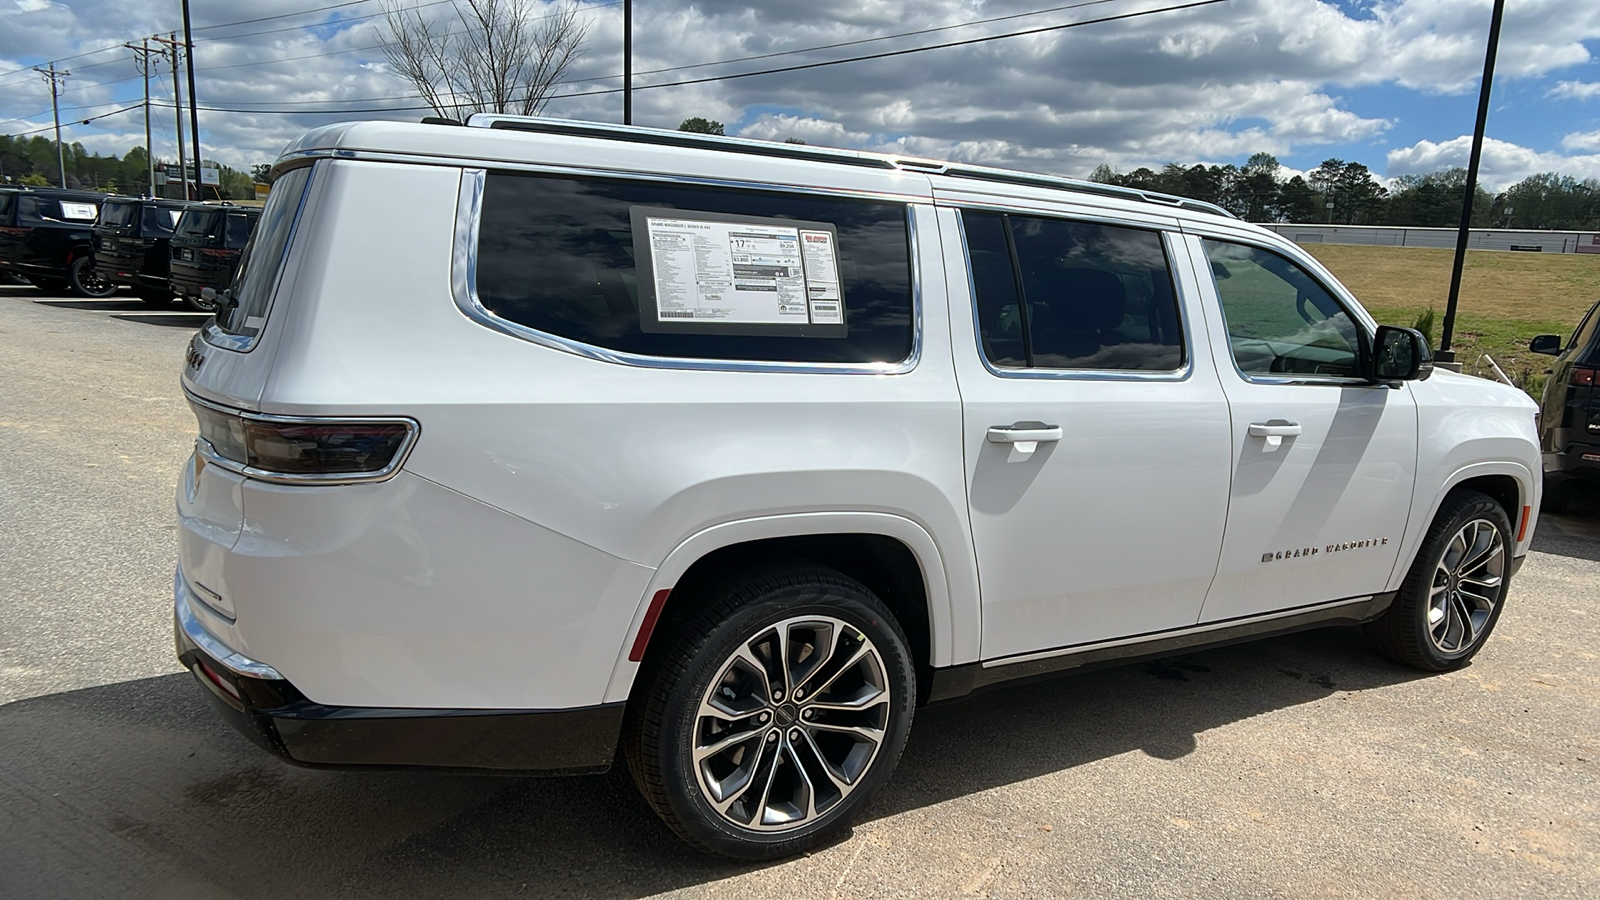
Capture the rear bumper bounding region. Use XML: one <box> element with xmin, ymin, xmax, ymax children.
<box><xmin>174</xmin><ymin>573</ymin><xmax>621</xmax><ymax>775</ymax></box>
<box><xmin>1544</xmin><ymin>442</ymin><xmax>1600</xmax><ymax>484</ymax></box>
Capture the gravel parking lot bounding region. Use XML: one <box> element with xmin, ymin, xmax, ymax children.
<box><xmin>2</xmin><ymin>285</ymin><xmax>1597</xmax><ymax>899</ymax></box>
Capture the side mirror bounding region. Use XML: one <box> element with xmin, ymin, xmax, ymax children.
<box><xmin>200</xmin><ymin>287</ymin><xmax>217</xmax><ymax>303</ymax></box>
<box><xmin>1371</xmin><ymin>324</ymin><xmax>1433</xmax><ymax>382</ymax></box>
<box><xmin>1530</xmin><ymin>334</ymin><xmax>1562</xmax><ymax>356</ymax></box>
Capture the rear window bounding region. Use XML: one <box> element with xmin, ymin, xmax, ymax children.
<box><xmin>176</xmin><ymin>209</ymin><xmax>222</xmax><ymax>239</ymax></box>
<box><xmin>211</xmin><ymin>165</ymin><xmax>314</xmax><ymax>342</ymax></box>
<box><xmin>100</xmin><ymin>200</ymin><xmax>138</xmax><ymax>227</ymax></box>
<box><xmin>0</xmin><ymin>193</ymin><xmax>15</xmax><ymax>222</ymax></box>
<box><xmin>143</xmin><ymin>205</ymin><xmax>182</xmax><ymax>235</ymax></box>
<box><xmin>225</xmin><ymin>212</ymin><xmax>257</xmax><ymax>248</ymax></box>
<box><xmin>474</xmin><ymin>171</ymin><xmax>914</xmax><ymax>365</ymax></box>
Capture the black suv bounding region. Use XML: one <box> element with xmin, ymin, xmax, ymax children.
<box><xmin>93</xmin><ymin>197</ymin><xmax>197</xmax><ymax>305</ymax></box>
<box><xmin>169</xmin><ymin>204</ymin><xmax>260</xmax><ymax>312</ymax></box>
<box><xmin>0</xmin><ymin>187</ymin><xmax>114</xmax><ymax>297</ymax></box>
<box><xmin>1532</xmin><ymin>299</ymin><xmax>1600</xmax><ymax>511</ymax></box>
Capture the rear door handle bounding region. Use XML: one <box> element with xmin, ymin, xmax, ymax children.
<box><xmin>1248</xmin><ymin>420</ymin><xmax>1301</xmax><ymax>449</ymax></box>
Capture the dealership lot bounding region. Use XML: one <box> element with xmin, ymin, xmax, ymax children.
<box><xmin>2</xmin><ymin>285</ymin><xmax>1597</xmax><ymax>898</ymax></box>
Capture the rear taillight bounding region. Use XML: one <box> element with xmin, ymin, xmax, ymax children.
<box><xmin>199</xmin><ymin>248</ymin><xmax>237</xmax><ymax>258</ymax></box>
<box><xmin>189</xmin><ymin>397</ymin><xmax>417</xmax><ymax>484</ymax></box>
<box><xmin>0</xmin><ymin>226</ymin><xmax>25</xmax><ymax>236</ymax></box>
<box><xmin>1572</xmin><ymin>366</ymin><xmax>1597</xmax><ymax>387</ymax></box>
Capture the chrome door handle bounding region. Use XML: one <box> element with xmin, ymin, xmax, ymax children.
<box><xmin>1248</xmin><ymin>420</ymin><xmax>1301</xmax><ymax>449</ymax></box>
<box><xmin>987</xmin><ymin>423</ymin><xmax>1064</xmax><ymax>444</ymax></box>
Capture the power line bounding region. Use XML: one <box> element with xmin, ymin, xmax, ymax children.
<box><xmin>151</xmin><ymin>0</ymin><xmax>1229</xmax><ymax>115</ymax></box>
<box><xmin>191</xmin><ymin>0</ymin><xmax>374</xmax><ymax>33</ymax></box>
<box><xmin>4</xmin><ymin>103</ymin><xmax>143</xmax><ymax>137</ymax></box>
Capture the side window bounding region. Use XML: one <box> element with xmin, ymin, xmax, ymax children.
<box><xmin>1568</xmin><ymin>301</ymin><xmax>1600</xmax><ymax>361</ymax></box>
<box><xmin>1203</xmin><ymin>239</ymin><xmax>1362</xmax><ymax>379</ymax></box>
<box><xmin>213</xmin><ymin>165</ymin><xmax>314</xmax><ymax>339</ymax></box>
<box><xmin>964</xmin><ymin>210</ymin><xmax>1184</xmax><ymax>371</ymax></box>
<box><xmin>475</xmin><ymin>172</ymin><xmax>914</xmax><ymax>365</ymax></box>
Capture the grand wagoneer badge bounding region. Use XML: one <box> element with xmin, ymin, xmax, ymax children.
<box><xmin>1263</xmin><ymin>537</ymin><xmax>1389</xmax><ymax>563</ymax></box>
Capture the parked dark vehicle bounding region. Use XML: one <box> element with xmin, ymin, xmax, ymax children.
<box><xmin>170</xmin><ymin>204</ymin><xmax>260</xmax><ymax>312</ymax></box>
<box><xmin>93</xmin><ymin>197</ymin><xmax>196</xmax><ymax>306</ymax></box>
<box><xmin>1532</xmin><ymin>299</ymin><xmax>1600</xmax><ymax>512</ymax></box>
<box><xmin>0</xmin><ymin>187</ymin><xmax>114</xmax><ymax>297</ymax></box>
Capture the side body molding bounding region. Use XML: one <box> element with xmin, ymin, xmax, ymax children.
<box><xmin>601</xmin><ymin>511</ymin><xmax>977</xmax><ymax>703</ymax></box>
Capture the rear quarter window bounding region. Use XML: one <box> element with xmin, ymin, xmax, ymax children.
<box><xmin>210</xmin><ymin>165</ymin><xmax>314</xmax><ymax>344</ymax></box>
<box><xmin>474</xmin><ymin>171</ymin><xmax>914</xmax><ymax>365</ymax></box>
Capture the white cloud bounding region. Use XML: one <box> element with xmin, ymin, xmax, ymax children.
<box><xmin>1387</xmin><ymin>135</ymin><xmax>1600</xmax><ymax>190</ymax></box>
<box><xmin>1550</xmin><ymin>81</ymin><xmax>1600</xmax><ymax>100</ymax></box>
<box><xmin>1562</xmin><ymin>131</ymin><xmax>1600</xmax><ymax>152</ymax></box>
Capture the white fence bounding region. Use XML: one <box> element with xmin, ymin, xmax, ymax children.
<box><xmin>1262</xmin><ymin>224</ymin><xmax>1600</xmax><ymax>255</ymax></box>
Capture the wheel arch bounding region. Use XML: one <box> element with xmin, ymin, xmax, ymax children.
<box><xmin>1387</xmin><ymin>460</ymin><xmax>1535</xmax><ymax>592</ymax></box>
<box><xmin>602</xmin><ymin>512</ymin><xmax>965</xmax><ymax>705</ymax></box>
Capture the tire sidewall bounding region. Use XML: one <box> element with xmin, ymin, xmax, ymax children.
<box><xmin>655</xmin><ymin>586</ymin><xmax>914</xmax><ymax>858</ymax></box>
<box><xmin>1404</xmin><ymin>495</ymin><xmax>1514</xmax><ymax>669</ymax></box>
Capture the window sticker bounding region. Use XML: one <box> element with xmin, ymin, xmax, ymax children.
<box><xmin>168</xmin><ymin>210</ymin><xmax>183</xmax><ymax>227</ymax></box>
<box><xmin>60</xmin><ymin>202</ymin><xmax>99</xmax><ymax>220</ymax></box>
<box><xmin>630</xmin><ymin>207</ymin><xmax>846</xmax><ymax>337</ymax></box>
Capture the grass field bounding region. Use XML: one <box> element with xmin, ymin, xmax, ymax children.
<box><xmin>1305</xmin><ymin>244</ymin><xmax>1600</xmax><ymax>394</ymax></box>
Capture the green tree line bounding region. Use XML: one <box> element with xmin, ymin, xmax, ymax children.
<box><xmin>1091</xmin><ymin>153</ymin><xmax>1600</xmax><ymax>230</ymax></box>
<box><xmin>0</xmin><ymin>134</ymin><xmax>258</xmax><ymax>200</ymax></box>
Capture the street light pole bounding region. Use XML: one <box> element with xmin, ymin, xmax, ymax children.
<box><xmin>623</xmin><ymin>0</ymin><xmax>632</xmax><ymax>125</ymax></box>
<box><xmin>1439</xmin><ymin>0</ymin><xmax>1507</xmax><ymax>366</ymax></box>
<box><xmin>182</xmin><ymin>0</ymin><xmax>203</xmax><ymax>200</ymax></box>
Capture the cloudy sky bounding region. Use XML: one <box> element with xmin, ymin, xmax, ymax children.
<box><xmin>2</xmin><ymin>0</ymin><xmax>1599</xmax><ymax>190</ymax></box>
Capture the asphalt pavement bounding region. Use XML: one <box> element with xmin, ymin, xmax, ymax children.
<box><xmin>2</xmin><ymin>285</ymin><xmax>1597</xmax><ymax>899</ymax></box>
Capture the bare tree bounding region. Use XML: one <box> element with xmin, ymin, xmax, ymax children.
<box><xmin>383</xmin><ymin>0</ymin><xmax>589</xmax><ymax>121</ymax></box>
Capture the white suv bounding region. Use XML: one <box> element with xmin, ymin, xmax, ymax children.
<box><xmin>174</xmin><ymin>116</ymin><xmax>1541</xmax><ymax>859</ymax></box>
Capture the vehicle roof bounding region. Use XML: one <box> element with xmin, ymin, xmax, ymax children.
<box><xmin>277</xmin><ymin>116</ymin><xmax>1239</xmax><ymax>223</ymax></box>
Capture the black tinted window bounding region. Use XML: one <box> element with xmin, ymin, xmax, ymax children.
<box><xmin>965</xmin><ymin>211</ymin><xmax>1183</xmax><ymax>371</ymax></box>
<box><xmin>214</xmin><ymin>166</ymin><xmax>313</xmax><ymax>339</ymax></box>
<box><xmin>0</xmin><ymin>193</ymin><xmax>14</xmax><ymax>222</ymax></box>
<box><xmin>143</xmin><ymin>205</ymin><xmax>182</xmax><ymax>235</ymax></box>
<box><xmin>101</xmin><ymin>200</ymin><xmax>137</xmax><ymax>227</ymax></box>
<box><xmin>1569</xmin><ymin>301</ymin><xmax>1600</xmax><ymax>361</ymax></box>
<box><xmin>225</xmin><ymin>213</ymin><xmax>257</xmax><ymax>247</ymax></box>
<box><xmin>176</xmin><ymin>209</ymin><xmax>220</xmax><ymax>238</ymax></box>
<box><xmin>476</xmin><ymin>172</ymin><xmax>914</xmax><ymax>364</ymax></box>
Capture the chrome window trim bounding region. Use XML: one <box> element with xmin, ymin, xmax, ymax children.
<box><xmin>280</xmin><ymin>147</ymin><xmax>930</xmax><ymax>205</ymax></box>
<box><xmin>450</xmin><ymin>167</ymin><xmax>923</xmax><ymax>375</ymax></box>
<box><xmin>201</xmin><ymin>161</ymin><xmax>319</xmax><ymax>354</ymax></box>
<box><xmin>954</xmin><ymin>208</ymin><xmax>1194</xmax><ymax>383</ymax></box>
<box><xmin>175</xmin><ymin>570</ymin><xmax>284</xmax><ymax>680</ymax></box>
<box><xmin>937</xmin><ymin>195</ymin><xmax>1182</xmax><ymax>235</ymax></box>
<box><xmin>1194</xmin><ymin>234</ymin><xmax>1382</xmax><ymax>389</ymax></box>
<box><xmin>185</xmin><ymin>389</ymin><xmax>421</xmax><ymax>486</ymax></box>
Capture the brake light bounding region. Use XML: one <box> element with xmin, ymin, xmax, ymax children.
<box><xmin>189</xmin><ymin>397</ymin><xmax>417</xmax><ymax>483</ymax></box>
<box><xmin>0</xmin><ymin>226</ymin><xmax>27</xmax><ymax>235</ymax></box>
<box><xmin>199</xmin><ymin>248</ymin><xmax>237</xmax><ymax>258</ymax></box>
<box><xmin>1572</xmin><ymin>367</ymin><xmax>1597</xmax><ymax>387</ymax></box>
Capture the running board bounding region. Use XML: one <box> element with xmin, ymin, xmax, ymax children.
<box><xmin>925</xmin><ymin>593</ymin><xmax>1395</xmax><ymax>704</ymax></box>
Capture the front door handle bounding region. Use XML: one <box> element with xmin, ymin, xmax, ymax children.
<box><xmin>987</xmin><ymin>423</ymin><xmax>1064</xmax><ymax>444</ymax></box>
<box><xmin>1248</xmin><ymin>419</ymin><xmax>1301</xmax><ymax>449</ymax></box>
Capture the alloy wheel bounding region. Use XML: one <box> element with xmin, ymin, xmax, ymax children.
<box><xmin>1427</xmin><ymin>518</ymin><xmax>1505</xmax><ymax>654</ymax></box>
<box><xmin>692</xmin><ymin>614</ymin><xmax>891</xmax><ymax>832</ymax></box>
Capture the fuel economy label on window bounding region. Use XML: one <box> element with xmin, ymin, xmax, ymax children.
<box><xmin>631</xmin><ymin>207</ymin><xmax>847</xmax><ymax>338</ymax></box>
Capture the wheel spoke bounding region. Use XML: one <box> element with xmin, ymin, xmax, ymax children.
<box><xmin>797</xmin><ymin>729</ymin><xmax>854</xmax><ymax>792</ymax></box>
<box><xmin>1450</xmin><ymin>593</ymin><xmax>1477</xmax><ymax>647</ymax></box>
<box><xmin>805</xmin><ymin>718</ymin><xmax>885</xmax><ymax>743</ymax></box>
<box><xmin>694</xmin><ymin>724</ymin><xmax>766</xmax><ymax>762</ymax></box>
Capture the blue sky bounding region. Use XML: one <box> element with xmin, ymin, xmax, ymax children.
<box><xmin>2</xmin><ymin>0</ymin><xmax>1599</xmax><ymax>191</ymax></box>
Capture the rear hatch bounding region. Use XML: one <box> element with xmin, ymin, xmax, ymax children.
<box><xmin>171</xmin><ymin>208</ymin><xmax>258</xmax><ymax>290</ymax></box>
<box><xmin>177</xmin><ymin>166</ymin><xmax>318</xmax><ymax>617</ymax></box>
<box><xmin>93</xmin><ymin>199</ymin><xmax>148</xmax><ymax>278</ymax></box>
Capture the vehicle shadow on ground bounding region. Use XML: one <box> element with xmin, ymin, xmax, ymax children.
<box><xmin>112</xmin><ymin>312</ymin><xmax>211</xmax><ymax>328</ymax></box>
<box><xmin>1</xmin><ymin>627</ymin><xmax>1424</xmax><ymax>898</ymax></box>
<box><xmin>28</xmin><ymin>297</ymin><xmax>152</xmax><ymax>312</ymax></box>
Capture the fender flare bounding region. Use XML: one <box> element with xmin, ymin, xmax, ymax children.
<box><xmin>1386</xmin><ymin>459</ymin><xmax>1535</xmax><ymax>592</ymax></box>
<box><xmin>601</xmin><ymin>511</ymin><xmax>963</xmax><ymax>704</ymax></box>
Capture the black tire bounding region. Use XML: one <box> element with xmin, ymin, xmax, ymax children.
<box><xmin>1541</xmin><ymin>479</ymin><xmax>1571</xmax><ymax>515</ymax></box>
<box><xmin>136</xmin><ymin>287</ymin><xmax>177</xmax><ymax>308</ymax></box>
<box><xmin>68</xmin><ymin>256</ymin><xmax>117</xmax><ymax>298</ymax></box>
<box><xmin>1367</xmin><ymin>490</ymin><xmax>1513</xmax><ymax>672</ymax></box>
<box><xmin>180</xmin><ymin>290</ymin><xmax>216</xmax><ymax>313</ymax></box>
<box><xmin>623</xmin><ymin>562</ymin><xmax>915</xmax><ymax>860</ymax></box>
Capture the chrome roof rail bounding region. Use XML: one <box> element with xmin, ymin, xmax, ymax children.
<box><xmin>463</xmin><ymin>114</ymin><xmax>1236</xmax><ymax>218</ymax></box>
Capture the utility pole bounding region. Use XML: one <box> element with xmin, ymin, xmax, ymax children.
<box><xmin>181</xmin><ymin>0</ymin><xmax>203</xmax><ymax>200</ymax></box>
<box><xmin>125</xmin><ymin>39</ymin><xmax>158</xmax><ymax>196</ymax></box>
<box><xmin>623</xmin><ymin>0</ymin><xmax>633</xmax><ymax>125</ymax></box>
<box><xmin>155</xmin><ymin>34</ymin><xmax>187</xmax><ymax>199</ymax></box>
<box><xmin>34</xmin><ymin>63</ymin><xmax>69</xmax><ymax>188</ymax></box>
<box><xmin>1440</xmin><ymin>0</ymin><xmax>1507</xmax><ymax>366</ymax></box>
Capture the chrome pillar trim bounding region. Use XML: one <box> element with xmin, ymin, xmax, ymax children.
<box><xmin>175</xmin><ymin>570</ymin><xmax>283</xmax><ymax>681</ymax></box>
<box><xmin>449</xmin><ymin>168</ymin><xmax>923</xmax><ymax>376</ymax></box>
